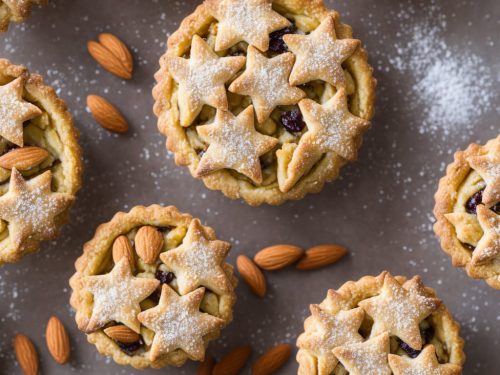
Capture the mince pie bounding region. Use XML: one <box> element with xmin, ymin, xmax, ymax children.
<box><xmin>0</xmin><ymin>0</ymin><xmax>46</xmax><ymax>32</ymax></box>
<box><xmin>0</xmin><ymin>59</ymin><xmax>82</xmax><ymax>265</ymax></box>
<box><xmin>296</xmin><ymin>272</ymin><xmax>464</xmax><ymax>375</ymax></box>
<box><xmin>153</xmin><ymin>0</ymin><xmax>376</xmax><ymax>205</ymax></box>
<box><xmin>69</xmin><ymin>205</ymin><xmax>237</xmax><ymax>369</ymax></box>
<box><xmin>434</xmin><ymin>135</ymin><xmax>500</xmax><ymax>289</ymax></box>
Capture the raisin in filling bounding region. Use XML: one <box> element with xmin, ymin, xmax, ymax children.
<box><xmin>397</xmin><ymin>325</ymin><xmax>435</xmax><ymax>358</ymax></box>
<box><xmin>280</xmin><ymin>108</ymin><xmax>306</xmax><ymax>133</ymax></box>
<box><xmin>269</xmin><ymin>24</ymin><xmax>297</xmax><ymax>53</ymax></box>
<box><xmin>465</xmin><ymin>188</ymin><xmax>500</xmax><ymax>214</ymax></box>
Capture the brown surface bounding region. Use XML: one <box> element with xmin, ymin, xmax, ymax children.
<box><xmin>0</xmin><ymin>0</ymin><xmax>498</xmax><ymax>374</ymax></box>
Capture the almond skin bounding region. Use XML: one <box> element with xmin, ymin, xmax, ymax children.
<box><xmin>87</xmin><ymin>39</ymin><xmax>132</xmax><ymax>79</ymax></box>
<box><xmin>104</xmin><ymin>325</ymin><xmax>140</xmax><ymax>344</ymax></box>
<box><xmin>196</xmin><ymin>355</ymin><xmax>215</xmax><ymax>375</ymax></box>
<box><xmin>213</xmin><ymin>345</ymin><xmax>252</xmax><ymax>375</ymax></box>
<box><xmin>0</xmin><ymin>146</ymin><xmax>49</xmax><ymax>170</ymax></box>
<box><xmin>13</xmin><ymin>334</ymin><xmax>39</xmax><ymax>375</ymax></box>
<box><xmin>87</xmin><ymin>95</ymin><xmax>129</xmax><ymax>133</ymax></box>
<box><xmin>112</xmin><ymin>235</ymin><xmax>135</xmax><ymax>271</ymax></box>
<box><xmin>237</xmin><ymin>255</ymin><xmax>266</xmax><ymax>297</ymax></box>
<box><xmin>252</xmin><ymin>343</ymin><xmax>291</xmax><ymax>375</ymax></box>
<box><xmin>135</xmin><ymin>226</ymin><xmax>164</xmax><ymax>264</ymax></box>
<box><xmin>98</xmin><ymin>33</ymin><xmax>133</xmax><ymax>73</ymax></box>
<box><xmin>46</xmin><ymin>316</ymin><xmax>70</xmax><ymax>364</ymax></box>
<box><xmin>254</xmin><ymin>244</ymin><xmax>303</xmax><ymax>271</ymax></box>
<box><xmin>296</xmin><ymin>244</ymin><xmax>347</xmax><ymax>270</ymax></box>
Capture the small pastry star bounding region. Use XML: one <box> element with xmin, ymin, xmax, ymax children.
<box><xmin>204</xmin><ymin>0</ymin><xmax>290</xmax><ymax>52</ymax></box>
<box><xmin>278</xmin><ymin>88</ymin><xmax>370</xmax><ymax>192</ymax></box>
<box><xmin>283</xmin><ymin>15</ymin><xmax>359</xmax><ymax>87</ymax></box>
<box><xmin>0</xmin><ymin>168</ymin><xmax>74</xmax><ymax>249</ymax></box>
<box><xmin>358</xmin><ymin>273</ymin><xmax>441</xmax><ymax>350</ymax></box>
<box><xmin>467</xmin><ymin>147</ymin><xmax>500</xmax><ymax>207</ymax></box>
<box><xmin>81</xmin><ymin>258</ymin><xmax>159</xmax><ymax>333</ymax></box>
<box><xmin>160</xmin><ymin>218</ymin><xmax>232</xmax><ymax>295</ymax></box>
<box><xmin>166</xmin><ymin>35</ymin><xmax>245</xmax><ymax>127</ymax></box>
<box><xmin>471</xmin><ymin>205</ymin><xmax>500</xmax><ymax>265</ymax></box>
<box><xmin>0</xmin><ymin>77</ymin><xmax>42</xmax><ymax>146</ymax></box>
<box><xmin>332</xmin><ymin>332</ymin><xmax>392</xmax><ymax>375</ymax></box>
<box><xmin>195</xmin><ymin>106</ymin><xmax>278</xmax><ymax>184</ymax></box>
<box><xmin>228</xmin><ymin>45</ymin><xmax>305</xmax><ymax>123</ymax></box>
<box><xmin>137</xmin><ymin>285</ymin><xmax>224</xmax><ymax>361</ymax></box>
<box><xmin>444</xmin><ymin>212</ymin><xmax>483</xmax><ymax>246</ymax></box>
<box><xmin>296</xmin><ymin>305</ymin><xmax>364</xmax><ymax>374</ymax></box>
<box><xmin>388</xmin><ymin>345</ymin><xmax>462</xmax><ymax>375</ymax></box>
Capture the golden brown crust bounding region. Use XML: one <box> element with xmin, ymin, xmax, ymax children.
<box><xmin>0</xmin><ymin>0</ymin><xmax>47</xmax><ymax>32</ymax></box>
<box><xmin>0</xmin><ymin>58</ymin><xmax>82</xmax><ymax>265</ymax></box>
<box><xmin>69</xmin><ymin>205</ymin><xmax>237</xmax><ymax>369</ymax></box>
<box><xmin>296</xmin><ymin>272</ymin><xmax>465</xmax><ymax>374</ymax></box>
<box><xmin>153</xmin><ymin>0</ymin><xmax>376</xmax><ymax>206</ymax></box>
<box><xmin>433</xmin><ymin>135</ymin><xmax>500</xmax><ymax>289</ymax></box>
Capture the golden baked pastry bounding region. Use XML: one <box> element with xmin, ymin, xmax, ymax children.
<box><xmin>296</xmin><ymin>272</ymin><xmax>465</xmax><ymax>375</ymax></box>
<box><xmin>69</xmin><ymin>205</ymin><xmax>237</xmax><ymax>369</ymax></box>
<box><xmin>0</xmin><ymin>59</ymin><xmax>82</xmax><ymax>265</ymax></box>
<box><xmin>434</xmin><ymin>135</ymin><xmax>500</xmax><ymax>289</ymax></box>
<box><xmin>0</xmin><ymin>0</ymin><xmax>47</xmax><ymax>32</ymax></box>
<box><xmin>153</xmin><ymin>0</ymin><xmax>376</xmax><ymax>205</ymax></box>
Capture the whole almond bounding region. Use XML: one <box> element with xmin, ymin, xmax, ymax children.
<box><xmin>252</xmin><ymin>343</ymin><xmax>291</xmax><ymax>375</ymax></box>
<box><xmin>87</xmin><ymin>95</ymin><xmax>129</xmax><ymax>133</ymax></box>
<box><xmin>46</xmin><ymin>316</ymin><xmax>70</xmax><ymax>364</ymax></box>
<box><xmin>254</xmin><ymin>244</ymin><xmax>303</xmax><ymax>271</ymax></box>
<box><xmin>104</xmin><ymin>325</ymin><xmax>140</xmax><ymax>344</ymax></box>
<box><xmin>98</xmin><ymin>33</ymin><xmax>133</xmax><ymax>73</ymax></box>
<box><xmin>296</xmin><ymin>244</ymin><xmax>347</xmax><ymax>270</ymax></box>
<box><xmin>87</xmin><ymin>39</ymin><xmax>132</xmax><ymax>79</ymax></box>
<box><xmin>0</xmin><ymin>146</ymin><xmax>49</xmax><ymax>170</ymax></box>
<box><xmin>112</xmin><ymin>235</ymin><xmax>135</xmax><ymax>271</ymax></box>
<box><xmin>236</xmin><ymin>255</ymin><xmax>266</xmax><ymax>297</ymax></box>
<box><xmin>13</xmin><ymin>334</ymin><xmax>39</xmax><ymax>375</ymax></box>
<box><xmin>135</xmin><ymin>226</ymin><xmax>164</xmax><ymax>264</ymax></box>
<box><xmin>196</xmin><ymin>355</ymin><xmax>215</xmax><ymax>375</ymax></box>
<box><xmin>213</xmin><ymin>345</ymin><xmax>252</xmax><ymax>375</ymax></box>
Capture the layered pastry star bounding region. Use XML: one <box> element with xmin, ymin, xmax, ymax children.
<box><xmin>332</xmin><ymin>332</ymin><xmax>392</xmax><ymax>375</ymax></box>
<box><xmin>166</xmin><ymin>35</ymin><xmax>245</xmax><ymax>127</ymax></box>
<box><xmin>204</xmin><ymin>0</ymin><xmax>290</xmax><ymax>52</ymax></box>
<box><xmin>471</xmin><ymin>205</ymin><xmax>500</xmax><ymax>265</ymax></box>
<box><xmin>81</xmin><ymin>258</ymin><xmax>160</xmax><ymax>333</ymax></box>
<box><xmin>195</xmin><ymin>106</ymin><xmax>278</xmax><ymax>184</ymax></box>
<box><xmin>388</xmin><ymin>345</ymin><xmax>462</xmax><ymax>375</ymax></box>
<box><xmin>160</xmin><ymin>218</ymin><xmax>232</xmax><ymax>294</ymax></box>
<box><xmin>137</xmin><ymin>285</ymin><xmax>224</xmax><ymax>361</ymax></box>
<box><xmin>467</xmin><ymin>148</ymin><xmax>500</xmax><ymax>207</ymax></box>
<box><xmin>0</xmin><ymin>168</ymin><xmax>74</xmax><ymax>249</ymax></box>
<box><xmin>228</xmin><ymin>45</ymin><xmax>305</xmax><ymax>123</ymax></box>
<box><xmin>0</xmin><ymin>77</ymin><xmax>42</xmax><ymax>146</ymax></box>
<box><xmin>358</xmin><ymin>273</ymin><xmax>441</xmax><ymax>350</ymax></box>
<box><xmin>278</xmin><ymin>88</ymin><xmax>370</xmax><ymax>192</ymax></box>
<box><xmin>283</xmin><ymin>15</ymin><xmax>359</xmax><ymax>87</ymax></box>
<box><xmin>296</xmin><ymin>305</ymin><xmax>364</xmax><ymax>374</ymax></box>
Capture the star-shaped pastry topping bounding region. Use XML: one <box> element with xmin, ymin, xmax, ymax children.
<box><xmin>195</xmin><ymin>106</ymin><xmax>278</xmax><ymax>184</ymax></box>
<box><xmin>81</xmin><ymin>258</ymin><xmax>160</xmax><ymax>333</ymax></box>
<box><xmin>332</xmin><ymin>332</ymin><xmax>391</xmax><ymax>375</ymax></box>
<box><xmin>0</xmin><ymin>77</ymin><xmax>42</xmax><ymax>146</ymax></box>
<box><xmin>445</xmin><ymin>212</ymin><xmax>483</xmax><ymax>246</ymax></box>
<box><xmin>204</xmin><ymin>0</ymin><xmax>290</xmax><ymax>52</ymax></box>
<box><xmin>278</xmin><ymin>88</ymin><xmax>370</xmax><ymax>192</ymax></box>
<box><xmin>228</xmin><ymin>46</ymin><xmax>305</xmax><ymax>123</ymax></box>
<box><xmin>0</xmin><ymin>168</ymin><xmax>74</xmax><ymax>249</ymax></box>
<box><xmin>358</xmin><ymin>274</ymin><xmax>441</xmax><ymax>350</ymax></box>
<box><xmin>297</xmin><ymin>305</ymin><xmax>364</xmax><ymax>374</ymax></box>
<box><xmin>283</xmin><ymin>15</ymin><xmax>359</xmax><ymax>87</ymax></box>
<box><xmin>160</xmin><ymin>218</ymin><xmax>232</xmax><ymax>295</ymax></box>
<box><xmin>137</xmin><ymin>285</ymin><xmax>224</xmax><ymax>361</ymax></box>
<box><xmin>471</xmin><ymin>205</ymin><xmax>500</xmax><ymax>265</ymax></box>
<box><xmin>166</xmin><ymin>35</ymin><xmax>245</xmax><ymax>127</ymax></box>
<box><xmin>467</xmin><ymin>148</ymin><xmax>500</xmax><ymax>207</ymax></box>
<box><xmin>388</xmin><ymin>345</ymin><xmax>462</xmax><ymax>375</ymax></box>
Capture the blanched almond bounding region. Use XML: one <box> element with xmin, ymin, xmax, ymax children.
<box><xmin>0</xmin><ymin>146</ymin><xmax>49</xmax><ymax>170</ymax></box>
<box><xmin>254</xmin><ymin>244</ymin><xmax>303</xmax><ymax>270</ymax></box>
<box><xmin>296</xmin><ymin>244</ymin><xmax>347</xmax><ymax>270</ymax></box>
<box><xmin>135</xmin><ymin>226</ymin><xmax>164</xmax><ymax>264</ymax></box>
<box><xmin>237</xmin><ymin>255</ymin><xmax>266</xmax><ymax>297</ymax></box>
<box><xmin>252</xmin><ymin>343</ymin><xmax>291</xmax><ymax>375</ymax></box>
<box><xmin>45</xmin><ymin>316</ymin><xmax>70</xmax><ymax>364</ymax></box>
<box><xmin>104</xmin><ymin>325</ymin><xmax>140</xmax><ymax>344</ymax></box>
